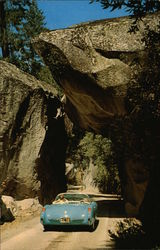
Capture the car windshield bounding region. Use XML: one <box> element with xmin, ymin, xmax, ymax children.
<box><xmin>55</xmin><ymin>193</ymin><xmax>89</xmax><ymax>202</ymax></box>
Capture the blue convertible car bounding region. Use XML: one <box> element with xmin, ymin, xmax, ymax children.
<box><xmin>40</xmin><ymin>193</ymin><xmax>98</xmax><ymax>231</ymax></box>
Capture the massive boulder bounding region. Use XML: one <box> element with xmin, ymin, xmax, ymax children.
<box><xmin>33</xmin><ymin>11</ymin><xmax>160</xmax><ymax>229</ymax></box>
<box><xmin>0</xmin><ymin>61</ymin><xmax>67</xmax><ymax>204</ymax></box>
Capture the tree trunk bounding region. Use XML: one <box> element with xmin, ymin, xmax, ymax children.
<box><xmin>0</xmin><ymin>1</ymin><xmax>10</xmax><ymax>58</ymax></box>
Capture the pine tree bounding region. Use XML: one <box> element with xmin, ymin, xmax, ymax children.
<box><xmin>90</xmin><ymin>0</ymin><xmax>160</xmax><ymax>16</ymax></box>
<box><xmin>0</xmin><ymin>0</ymin><xmax>10</xmax><ymax>58</ymax></box>
<box><xmin>0</xmin><ymin>0</ymin><xmax>47</xmax><ymax>78</ymax></box>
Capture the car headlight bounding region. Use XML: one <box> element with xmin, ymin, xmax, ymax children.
<box><xmin>81</xmin><ymin>214</ymin><xmax>85</xmax><ymax>217</ymax></box>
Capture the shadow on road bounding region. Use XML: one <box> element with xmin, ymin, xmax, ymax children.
<box><xmin>96</xmin><ymin>199</ymin><xmax>126</xmax><ymax>218</ymax></box>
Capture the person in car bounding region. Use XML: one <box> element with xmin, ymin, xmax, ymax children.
<box><xmin>54</xmin><ymin>194</ymin><xmax>68</xmax><ymax>203</ymax></box>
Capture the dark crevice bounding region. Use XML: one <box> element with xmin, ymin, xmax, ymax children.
<box><xmin>36</xmin><ymin>96</ymin><xmax>68</xmax><ymax>205</ymax></box>
<box><xmin>95</xmin><ymin>49</ymin><xmax>138</xmax><ymax>59</ymax></box>
<box><xmin>95</xmin><ymin>49</ymin><xmax>146</xmax><ymax>66</ymax></box>
<box><xmin>11</xmin><ymin>94</ymin><xmax>30</xmax><ymax>145</ymax></box>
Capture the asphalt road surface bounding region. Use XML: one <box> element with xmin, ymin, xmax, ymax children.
<box><xmin>0</xmin><ymin>194</ymin><xmax>124</xmax><ymax>250</ymax></box>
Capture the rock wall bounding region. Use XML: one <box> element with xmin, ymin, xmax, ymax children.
<box><xmin>0</xmin><ymin>61</ymin><xmax>67</xmax><ymax>204</ymax></box>
<box><xmin>33</xmin><ymin>11</ymin><xmax>160</xmax><ymax>226</ymax></box>
<box><xmin>1</xmin><ymin>195</ymin><xmax>42</xmax><ymax>220</ymax></box>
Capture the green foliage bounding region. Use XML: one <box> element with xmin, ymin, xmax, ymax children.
<box><xmin>109</xmin><ymin>218</ymin><xmax>160</xmax><ymax>249</ymax></box>
<box><xmin>67</xmin><ymin>130</ymin><xmax>121</xmax><ymax>194</ymax></box>
<box><xmin>12</xmin><ymin>0</ymin><xmax>47</xmax><ymax>75</ymax></box>
<box><xmin>125</xmin><ymin>22</ymin><xmax>160</xmax><ymax>169</ymax></box>
<box><xmin>79</xmin><ymin>132</ymin><xmax>112</xmax><ymax>163</ymax></box>
<box><xmin>109</xmin><ymin>218</ymin><xmax>145</xmax><ymax>249</ymax></box>
<box><xmin>0</xmin><ymin>2</ymin><xmax>43</xmax><ymax>76</ymax></box>
<box><xmin>37</xmin><ymin>65</ymin><xmax>63</xmax><ymax>96</ymax></box>
<box><xmin>66</xmin><ymin>126</ymin><xmax>85</xmax><ymax>163</ymax></box>
<box><xmin>0</xmin><ymin>0</ymin><xmax>62</xmax><ymax>93</ymax></box>
<box><xmin>37</xmin><ymin>65</ymin><xmax>55</xmax><ymax>85</ymax></box>
<box><xmin>133</xmin><ymin>26</ymin><xmax>160</xmax><ymax>118</ymax></box>
<box><xmin>90</xmin><ymin>0</ymin><xmax>160</xmax><ymax>16</ymax></box>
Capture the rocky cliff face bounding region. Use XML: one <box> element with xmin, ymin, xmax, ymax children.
<box><xmin>1</xmin><ymin>195</ymin><xmax>42</xmax><ymax>221</ymax></box>
<box><xmin>33</xmin><ymin>11</ymin><xmax>160</xmax><ymax>227</ymax></box>
<box><xmin>0</xmin><ymin>61</ymin><xmax>67</xmax><ymax>204</ymax></box>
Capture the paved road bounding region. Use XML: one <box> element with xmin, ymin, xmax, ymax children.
<box><xmin>0</xmin><ymin>194</ymin><xmax>124</xmax><ymax>250</ymax></box>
